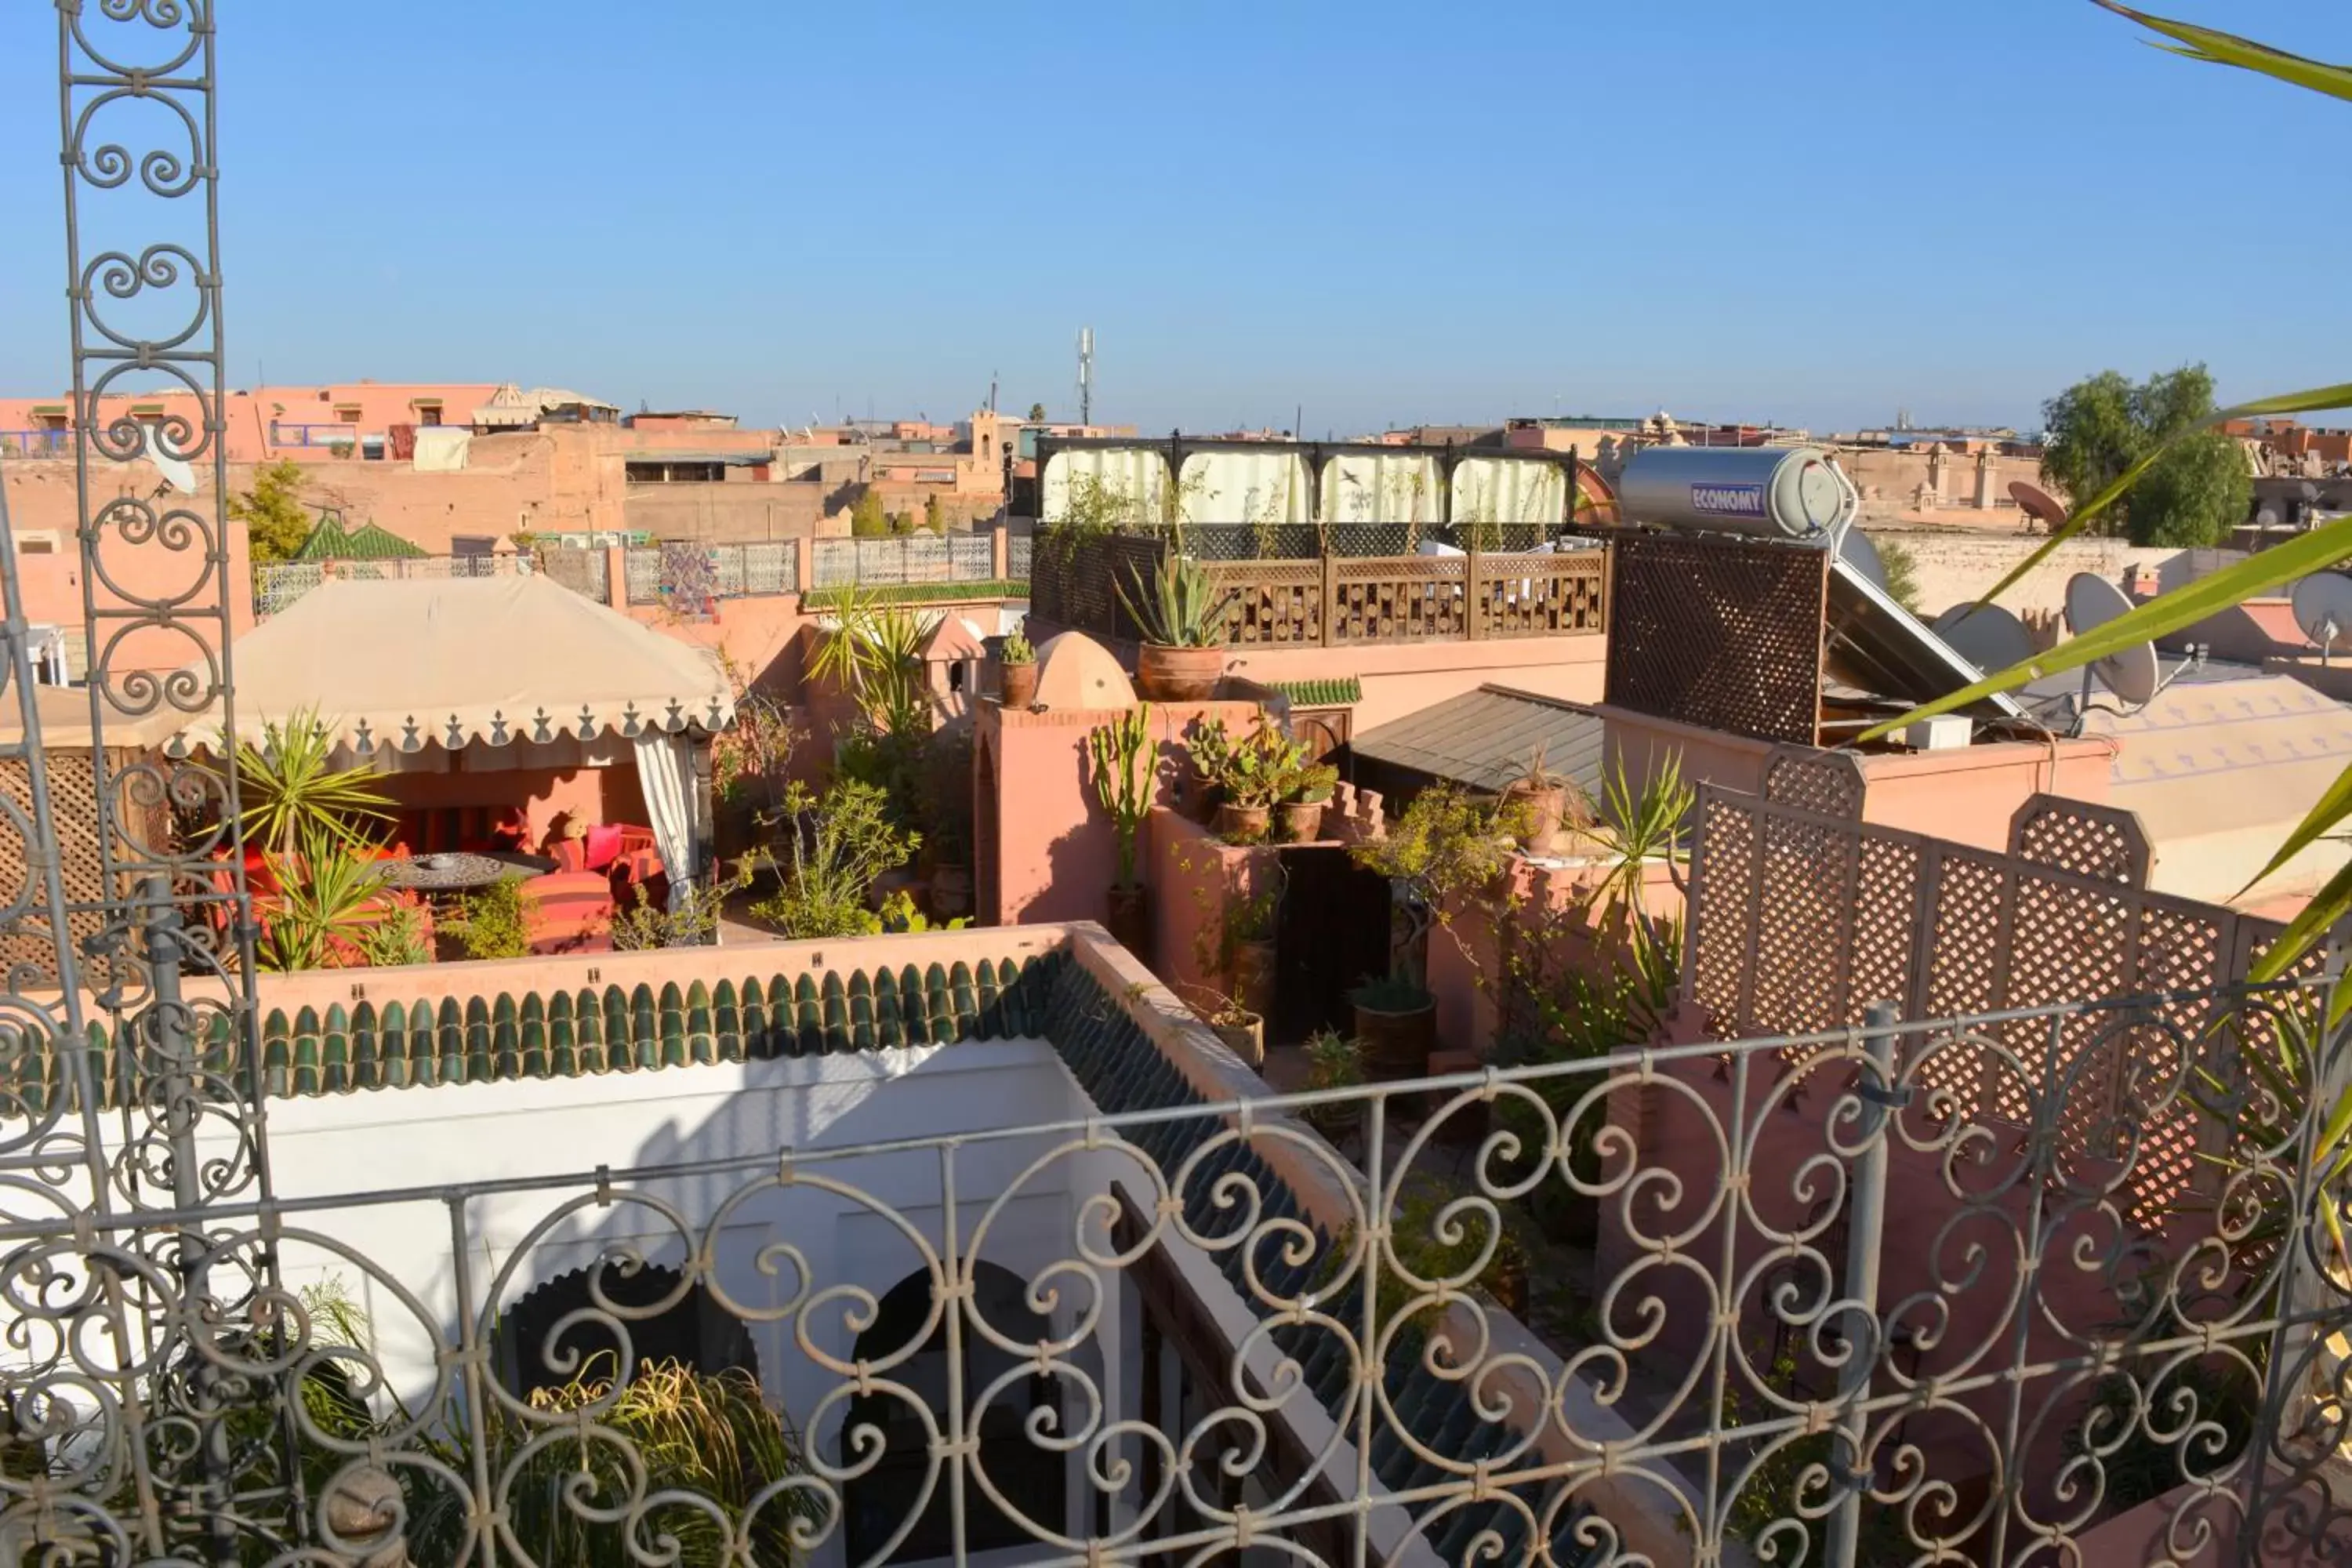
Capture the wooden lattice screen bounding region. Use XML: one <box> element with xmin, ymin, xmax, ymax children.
<box><xmin>1028</xmin><ymin>532</ymin><xmax>1165</xmax><ymax>642</ymax></box>
<box><xmin>1681</xmin><ymin>768</ymin><xmax>2317</xmax><ymax>1226</ymax></box>
<box><xmin>0</xmin><ymin>747</ymin><xmax>150</xmax><ymax>972</ymax></box>
<box><xmin>1603</xmin><ymin>532</ymin><xmax>1826</xmax><ymax>744</ymax></box>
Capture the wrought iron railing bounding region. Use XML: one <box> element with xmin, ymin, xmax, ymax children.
<box><xmin>2</xmin><ymin>926</ymin><xmax>2345</xmax><ymax>1567</ymax></box>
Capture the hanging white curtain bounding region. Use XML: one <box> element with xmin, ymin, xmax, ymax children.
<box><xmin>635</xmin><ymin>733</ymin><xmax>699</xmax><ymax>919</ymax></box>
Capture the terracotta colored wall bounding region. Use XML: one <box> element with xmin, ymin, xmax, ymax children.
<box><xmin>3</xmin><ymin>495</ymin><xmax>252</xmax><ymax>677</ymax></box>
<box><xmin>979</xmin><ymin>700</ymin><xmax>1261</xmax><ymax>927</ymax></box>
<box><xmin>1857</xmin><ymin>737</ymin><xmax>2112</xmax><ymax>851</ymax></box>
<box><xmin>0</xmin><ymin>384</ymin><xmax>502</xmax><ymax>463</ymax></box>
<box><xmin>379</xmin><ymin>757</ymin><xmax>645</xmax><ymax>849</ymax></box>
<box><xmin>1221</xmin><ymin>633</ymin><xmax>1606</xmax><ymax>733</ymax></box>
<box><xmin>1598</xmin><ymin>705</ymin><xmax>1775</xmax><ymax>800</ymax></box>
<box><xmin>1145</xmin><ymin>810</ymin><xmax>1287</xmax><ymax>1012</ymax></box>
<box><xmin>1425</xmin><ymin>855</ymin><xmax>1686</xmax><ymax>1058</ymax></box>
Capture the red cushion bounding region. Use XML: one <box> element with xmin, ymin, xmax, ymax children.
<box><xmin>584</xmin><ymin>823</ymin><xmax>624</xmax><ymax>871</ymax></box>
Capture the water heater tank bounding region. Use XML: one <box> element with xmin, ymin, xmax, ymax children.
<box><xmin>1615</xmin><ymin>445</ymin><xmax>1856</xmax><ymax>544</ymax></box>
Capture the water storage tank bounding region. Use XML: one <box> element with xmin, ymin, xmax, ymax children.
<box><xmin>1616</xmin><ymin>445</ymin><xmax>1855</xmax><ymax>544</ymax></box>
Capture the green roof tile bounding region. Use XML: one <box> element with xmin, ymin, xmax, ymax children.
<box><xmin>291</xmin><ymin>509</ymin><xmax>428</xmax><ymax>562</ymax></box>
<box><xmin>1270</xmin><ymin>676</ymin><xmax>1360</xmax><ymax>707</ymax></box>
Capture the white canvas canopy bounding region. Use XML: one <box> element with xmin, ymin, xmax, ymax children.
<box><xmin>175</xmin><ymin>575</ymin><xmax>735</xmax><ymax>756</ymax></box>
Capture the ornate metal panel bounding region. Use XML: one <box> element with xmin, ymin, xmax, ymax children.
<box><xmin>1604</xmin><ymin>531</ymin><xmax>1828</xmax><ymax>744</ymax></box>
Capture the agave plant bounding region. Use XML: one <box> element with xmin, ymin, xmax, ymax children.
<box><xmin>1118</xmin><ymin>557</ymin><xmax>1236</xmax><ymax>648</ymax></box>
<box><xmin>223</xmin><ymin>708</ymin><xmax>394</xmax><ymax>858</ymax></box>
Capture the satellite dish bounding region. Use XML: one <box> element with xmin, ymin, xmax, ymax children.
<box><xmin>140</xmin><ymin>423</ymin><xmax>198</xmax><ymax>495</ymax></box>
<box><xmin>2009</xmin><ymin>481</ymin><xmax>2067</xmax><ymax>535</ymax></box>
<box><xmin>2064</xmin><ymin>572</ymin><xmax>2158</xmax><ymax>707</ymax></box>
<box><xmin>1931</xmin><ymin>602</ymin><xmax>2033</xmax><ymax>673</ymax></box>
<box><xmin>2290</xmin><ymin>572</ymin><xmax>2352</xmax><ymax>661</ymax></box>
<box><xmin>1838</xmin><ymin>527</ymin><xmax>1886</xmax><ymax>590</ymax></box>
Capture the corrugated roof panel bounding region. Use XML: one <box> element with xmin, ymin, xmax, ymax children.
<box><xmin>1352</xmin><ymin>687</ymin><xmax>1606</xmax><ymax>793</ymax></box>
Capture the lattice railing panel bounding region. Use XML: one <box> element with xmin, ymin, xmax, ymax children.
<box><xmin>1685</xmin><ymin>785</ymin><xmax>2304</xmax><ymax>1217</ymax></box>
<box><xmin>1605</xmin><ymin>532</ymin><xmax>1825</xmax><ymax>744</ymax></box>
<box><xmin>1472</xmin><ymin>551</ymin><xmax>1607</xmax><ymax>638</ymax></box>
<box><xmin>2010</xmin><ymin>797</ymin><xmax>2151</xmax><ymax>886</ymax></box>
<box><xmin>1205</xmin><ymin>560</ymin><xmax>1321</xmax><ymax>645</ymax></box>
<box><xmin>1330</xmin><ymin>556</ymin><xmax>1467</xmax><ymax>642</ymax></box>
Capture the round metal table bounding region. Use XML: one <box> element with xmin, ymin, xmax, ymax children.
<box><xmin>378</xmin><ymin>851</ymin><xmax>555</xmax><ymax>895</ymax></box>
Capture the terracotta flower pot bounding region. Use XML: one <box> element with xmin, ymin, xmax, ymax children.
<box><xmin>1505</xmin><ymin>782</ymin><xmax>1566</xmax><ymax>854</ymax></box>
<box><xmin>1214</xmin><ymin>803</ymin><xmax>1270</xmax><ymax>843</ymax></box>
<box><xmin>1000</xmin><ymin>661</ymin><xmax>1038</xmax><ymax>710</ymax></box>
<box><xmin>1278</xmin><ymin>799</ymin><xmax>1327</xmax><ymax>844</ymax></box>
<box><xmin>1211</xmin><ymin>1012</ymin><xmax>1265</xmax><ymax>1069</ymax></box>
<box><xmin>1136</xmin><ymin>643</ymin><xmax>1225</xmax><ymax>702</ymax></box>
<box><xmin>1105</xmin><ymin>883</ymin><xmax>1151</xmax><ymax>955</ymax></box>
<box><xmin>1182</xmin><ymin>766</ymin><xmax>1221</xmax><ymax>823</ymax></box>
<box><xmin>1352</xmin><ymin>990</ymin><xmax>1438</xmax><ymax>1082</ymax></box>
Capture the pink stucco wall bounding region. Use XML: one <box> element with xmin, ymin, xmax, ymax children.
<box><xmin>978</xmin><ymin>699</ymin><xmax>1261</xmax><ymax>927</ymax></box>
<box><xmin>0</xmin><ymin>384</ymin><xmax>504</xmax><ymax>464</ymax></box>
<box><xmin>1426</xmin><ymin>854</ymin><xmax>1686</xmax><ymax>1057</ymax></box>
<box><xmin>1599</xmin><ymin>705</ymin><xmax>2114</xmax><ymax>856</ymax></box>
<box><xmin>1145</xmin><ymin>809</ymin><xmax>1292</xmax><ymax>1013</ymax></box>
<box><xmin>6</xmin><ymin>506</ymin><xmax>253</xmax><ymax>675</ymax></box>
<box><xmin>1221</xmin><ymin>632</ymin><xmax>1606</xmax><ymax>732</ymax></box>
<box><xmin>379</xmin><ymin>757</ymin><xmax>646</xmax><ymax>851</ymax></box>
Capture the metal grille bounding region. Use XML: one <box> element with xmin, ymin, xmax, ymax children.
<box><xmin>540</xmin><ymin>544</ymin><xmax>610</xmax><ymax>601</ymax></box>
<box><xmin>813</xmin><ymin>533</ymin><xmax>996</xmax><ymax>588</ymax></box>
<box><xmin>710</xmin><ymin>539</ymin><xmax>797</xmax><ymax>597</ymax></box>
<box><xmin>1007</xmin><ymin>533</ymin><xmax>1033</xmax><ymax>580</ymax></box>
<box><xmin>254</xmin><ymin>554</ymin><xmax>526</xmax><ymax>616</ymax></box>
<box><xmin>1605</xmin><ymin>531</ymin><xmax>1828</xmax><ymax>744</ymax></box>
<box><xmin>624</xmin><ymin>546</ymin><xmax>662</xmax><ymax>604</ymax></box>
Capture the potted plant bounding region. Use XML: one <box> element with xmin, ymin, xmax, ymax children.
<box><xmin>1279</xmin><ymin>761</ymin><xmax>1338</xmax><ymax>844</ymax></box>
<box><xmin>1119</xmin><ymin>557</ymin><xmax>1236</xmax><ymax>702</ymax></box>
<box><xmin>998</xmin><ymin>629</ymin><xmax>1038</xmax><ymax>710</ymax></box>
<box><xmin>1345</xmin><ymin>785</ymin><xmax>1523</xmax><ymax>1081</ymax></box>
<box><xmin>1181</xmin><ymin>715</ymin><xmax>1233</xmax><ymax>822</ymax></box>
<box><xmin>1221</xmin><ymin>869</ymin><xmax>1282</xmax><ymax>1023</ymax></box>
<box><xmin>1189</xmin><ymin>985</ymin><xmax>1265</xmax><ymax>1069</ymax></box>
<box><xmin>1086</xmin><ymin>703</ymin><xmax>1156</xmax><ymax>954</ymax></box>
<box><xmin>1502</xmin><ymin>743</ymin><xmax>1573</xmax><ymax>855</ymax></box>
<box><xmin>1301</xmin><ymin>1029</ymin><xmax>1365</xmax><ymax>1141</ymax></box>
<box><xmin>1203</xmin><ymin>712</ymin><xmax>1305</xmax><ymax>843</ymax></box>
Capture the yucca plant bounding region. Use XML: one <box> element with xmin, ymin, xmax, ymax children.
<box><xmin>1117</xmin><ymin>557</ymin><xmax>1236</xmax><ymax>648</ymax></box>
<box><xmin>809</xmin><ymin>586</ymin><xmax>937</xmax><ymax>737</ymax></box>
<box><xmin>223</xmin><ymin>707</ymin><xmax>394</xmax><ymax>858</ymax></box>
<box><xmin>257</xmin><ymin>832</ymin><xmax>394</xmax><ymax>972</ymax></box>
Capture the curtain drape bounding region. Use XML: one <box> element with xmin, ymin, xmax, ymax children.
<box><xmin>635</xmin><ymin>733</ymin><xmax>698</xmax><ymax>917</ymax></box>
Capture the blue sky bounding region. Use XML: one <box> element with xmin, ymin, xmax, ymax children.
<box><xmin>3</xmin><ymin>2</ymin><xmax>2348</xmax><ymax>436</ymax></box>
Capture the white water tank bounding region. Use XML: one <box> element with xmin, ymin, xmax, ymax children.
<box><xmin>1616</xmin><ymin>445</ymin><xmax>1856</xmax><ymax>544</ymax></box>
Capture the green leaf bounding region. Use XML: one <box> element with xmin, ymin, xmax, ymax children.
<box><xmin>1862</xmin><ymin>513</ymin><xmax>2352</xmax><ymax>739</ymax></box>
<box><xmin>2241</xmin><ymin>763</ymin><xmax>2352</xmax><ymax>898</ymax></box>
<box><xmin>2092</xmin><ymin>2</ymin><xmax>2352</xmax><ymax>103</ymax></box>
<box><xmin>2249</xmin><ymin>857</ymin><xmax>2352</xmax><ymax>984</ymax></box>
<box><xmin>1972</xmin><ymin>379</ymin><xmax>2352</xmax><ymax>612</ymax></box>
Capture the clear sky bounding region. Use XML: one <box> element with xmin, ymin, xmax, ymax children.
<box><xmin>2</xmin><ymin>2</ymin><xmax>2348</xmax><ymax>437</ymax></box>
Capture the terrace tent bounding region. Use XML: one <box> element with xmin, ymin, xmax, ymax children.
<box><xmin>175</xmin><ymin>575</ymin><xmax>735</xmax><ymax>892</ymax></box>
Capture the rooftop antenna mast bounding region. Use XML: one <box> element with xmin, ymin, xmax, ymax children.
<box><xmin>1076</xmin><ymin>326</ymin><xmax>1094</xmax><ymax>427</ymax></box>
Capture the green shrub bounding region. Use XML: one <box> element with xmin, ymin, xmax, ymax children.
<box><xmin>452</xmin><ymin>878</ymin><xmax>534</xmax><ymax>960</ymax></box>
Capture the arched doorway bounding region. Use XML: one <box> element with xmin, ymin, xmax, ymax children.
<box><xmin>495</xmin><ymin>1260</ymin><xmax>757</xmax><ymax>1399</ymax></box>
<box><xmin>842</xmin><ymin>1261</ymin><xmax>1064</xmax><ymax>1563</ymax></box>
